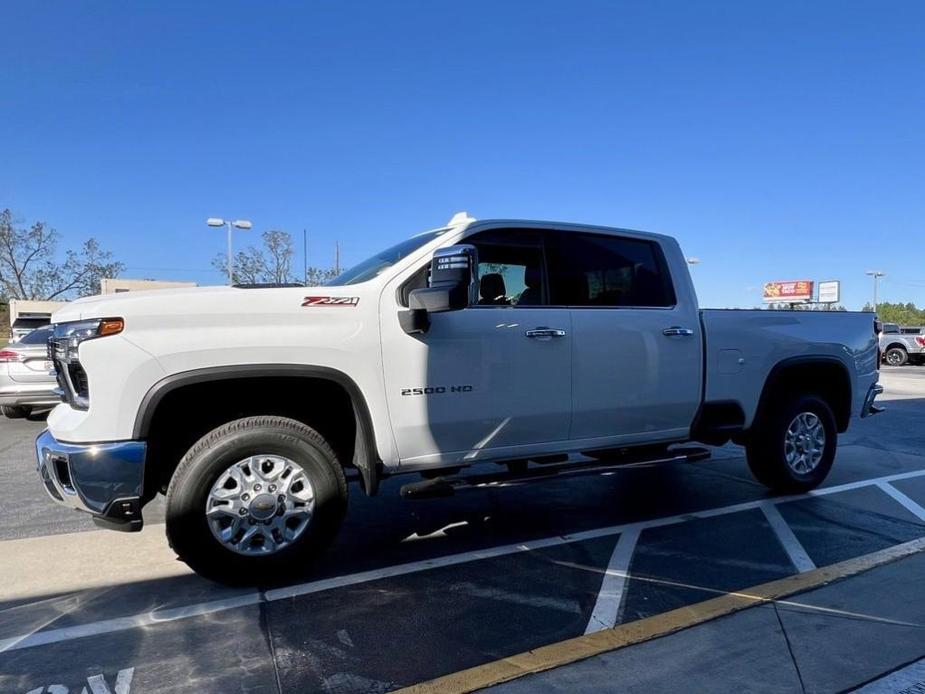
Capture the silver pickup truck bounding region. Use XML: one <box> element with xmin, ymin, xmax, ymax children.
<box><xmin>880</xmin><ymin>324</ymin><xmax>925</xmax><ymax>366</ymax></box>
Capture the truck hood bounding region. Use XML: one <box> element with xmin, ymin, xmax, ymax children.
<box><xmin>51</xmin><ymin>284</ymin><xmax>373</xmax><ymax>324</ymax></box>
<box><xmin>52</xmin><ymin>285</ymin><xmax>239</xmax><ymax>322</ymax></box>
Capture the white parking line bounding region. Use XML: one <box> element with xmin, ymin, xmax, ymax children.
<box><xmin>876</xmin><ymin>481</ymin><xmax>925</xmax><ymax>522</ymax></box>
<box><xmin>0</xmin><ymin>593</ymin><xmax>262</xmax><ymax>653</ymax></box>
<box><xmin>584</xmin><ymin>525</ymin><xmax>641</xmax><ymax>634</ymax></box>
<box><xmin>3</xmin><ymin>467</ymin><xmax>925</xmax><ymax>654</ymax></box>
<box><xmin>760</xmin><ymin>502</ymin><xmax>816</xmax><ymax>572</ymax></box>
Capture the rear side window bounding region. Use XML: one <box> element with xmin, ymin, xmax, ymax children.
<box><xmin>547</xmin><ymin>232</ymin><xmax>675</xmax><ymax>307</ymax></box>
<box><xmin>19</xmin><ymin>326</ymin><xmax>53</xmax><ymax>345</ymax></box>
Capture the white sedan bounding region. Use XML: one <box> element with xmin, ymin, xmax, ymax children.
<box><xmin>0</xmin><ymin>325</ymin><xmax>59</xmax><ymax>418</ymax></box>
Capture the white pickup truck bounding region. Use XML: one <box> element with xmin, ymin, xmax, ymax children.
<box><xmin>36</xmin><ymin>214</ymin><xmax>883</xmax><ymax>583</ymax></box>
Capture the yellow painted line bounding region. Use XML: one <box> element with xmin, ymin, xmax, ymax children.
<box><xmin>397</xmin><ymin>536</ymin><xmax>925</xmax><ymax>694</ymax></box>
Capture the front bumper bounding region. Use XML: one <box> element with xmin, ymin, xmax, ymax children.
<box><xmin>35</xmin><ymin>430</ymin><xmax>147</xmax><ymax>531</ymax></box>
<box><xmin>861</xmin><ymin>383</ymin><xmax>885</xmax><ymax>418</ymax></box>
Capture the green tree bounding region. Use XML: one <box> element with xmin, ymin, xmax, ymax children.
<box><xmin>862</xmin><ymin>302</ymin><xmax>925</xmax><ymax>325</ymax></box>
<box><xmin>212</xmin><ymin>229</ymin><xmax>337</xmax><ymax>286</ymax></box>
<box><xmin>305</xmin><ymin>266</ymin><xmax>340</xmax><ymax>286</ymax></box>
<box><xmin>0</xmin><ymin>209</ymin><xmax>124</xmax><ymax>300</ymax></box>
<box><xmin>766</xmin><ymin>302</ymin><xmax>847</xmax><ymax>311</ymax></box>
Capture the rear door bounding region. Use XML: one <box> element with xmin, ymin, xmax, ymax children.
<box><xmin>546</xmin><ymin>230</ymin><xmax>702</xmax><ymax>444</ymax></box>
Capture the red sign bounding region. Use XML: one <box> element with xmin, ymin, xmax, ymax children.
<box><xmin>763</xmin><ymin>280</ymin><xmax>813</xmax><ymax>303</ymax></box>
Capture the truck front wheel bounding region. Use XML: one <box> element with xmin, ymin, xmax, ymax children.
<box><xmin>166</xmin><ymin>416</ymin><xmax>347</xmax><ymax>585</ymax></box>
<box><xmin>746</xmin><ymin>395</ymin><xmax>836</xmax><ymax>493</ymax></box>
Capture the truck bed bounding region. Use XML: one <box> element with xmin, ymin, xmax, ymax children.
<box><xmin>700</xmin><ymin>309</ymin><xmax>880</xmax><ymax>428</ymax></box>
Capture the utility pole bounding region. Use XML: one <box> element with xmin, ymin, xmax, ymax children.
<box><xmin>303</xmin><ymin>229</ymin><xmax>308</xmax><ymax>286</ymax></box>
<box><xmin>865</xmin><ymin>271</ymin><xmax>885</xmax><ymax>313</ymax></box>
<box><xmin>335</xmin><ymin>241</ymin><xmax>340</xmax><ymax>275</ymax></box>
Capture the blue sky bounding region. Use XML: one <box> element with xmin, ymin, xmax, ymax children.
<box><xmin>1</xmin><ymin>1</ymin><xmax>923</xmax><ymax>309</ymax></box>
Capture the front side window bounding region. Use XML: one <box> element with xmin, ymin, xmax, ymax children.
<box><xmin>547</xmin><ymin>232</ymin><xmax>675</xmax><ymax>307</ymax></box>
<box><xmin>467</xmin><ymin>229</ymin><xmax>547</xmax><ymax>307</ymax></box>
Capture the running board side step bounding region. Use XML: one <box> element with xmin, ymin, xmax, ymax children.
<box><xmin>400</xmin><ymin>446</ymin><xmax>712</xmax><ymax>500</ymax></box>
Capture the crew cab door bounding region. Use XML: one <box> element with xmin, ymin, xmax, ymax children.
<box><xmin>380</xmin><ymin>228</ymin><xmax>572</xmax><ymax>467</ymax></box>
<box><xmin>546</xmin><ymin>230</ymin><xmax>703</xmax><ymax>444</ymax></box>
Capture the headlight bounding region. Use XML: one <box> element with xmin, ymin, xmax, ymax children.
<box><xmin>51</xmin><ymin>318</ymin><xmax>124</xmax><ymax>364</ymax></box>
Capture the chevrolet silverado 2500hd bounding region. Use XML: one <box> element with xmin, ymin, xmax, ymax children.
<box><xmin>36</xmin><ymin>214</ymin><xmax>883</xmax><ymax>583</ymax></box>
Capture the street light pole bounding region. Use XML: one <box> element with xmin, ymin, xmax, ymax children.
<box><xmin>207</xmin><ymin>218</ymin><xmax>253</xmax><ymax>285</ymax></box>
<box><xmin>865</xmin><ymin>270</ymin><xmax>885</xmax><ymax>313</ymax></box>
<box><xmin>226</xmin><ymin>222</ymin><xmax>233</xmax><ymax>284</ymax></box>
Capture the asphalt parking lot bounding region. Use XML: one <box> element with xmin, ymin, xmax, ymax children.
<box><xmin>2</xmin><ymin>366</ymin><xmax>925</xmax><ymax>694</ymax></box>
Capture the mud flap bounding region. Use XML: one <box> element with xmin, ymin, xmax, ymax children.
<box><xmin>352</xmin><ymin>399</ymin><xmax>381</xmax><ymax>496</ymax></box>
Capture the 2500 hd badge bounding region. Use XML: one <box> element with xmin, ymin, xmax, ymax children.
<box><xmin>401</xmin><ymin>385</ymin><xmax>474</xmax><ymax>395</ymax></box>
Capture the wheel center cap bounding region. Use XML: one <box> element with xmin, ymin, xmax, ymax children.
<box><xmin>249</xmin><ymin>493</ymin><xmax>278</xmax><ymax>520</ymax></box>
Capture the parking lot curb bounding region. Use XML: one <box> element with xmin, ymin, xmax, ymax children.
<box><xmin>396</xmin><ymin>535</ymin><xmax>925</xmax><ymax>694</ymax></box>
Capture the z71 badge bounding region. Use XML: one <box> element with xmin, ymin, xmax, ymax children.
<box><xmin>302</xmin><ymin>296</ymin><xmax>360</xmax><ymax>307</ymax></box>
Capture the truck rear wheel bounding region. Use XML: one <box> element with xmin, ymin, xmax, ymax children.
<box><xmin>166</xmin><ymin>416</ymin><xmax>347</xmax><ymax>585</ymax></box>
<box><xmin>746</xmin><ymin>394</ymin><xmax>836</xmax><ymax>493</ymax></box>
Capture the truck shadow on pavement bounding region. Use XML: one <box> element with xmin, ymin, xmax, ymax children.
<box><xmin>4</xmin><ymin>405</ymin><xmax>925</xmax><ymax>693</ymax></box>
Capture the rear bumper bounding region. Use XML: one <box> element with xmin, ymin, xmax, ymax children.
<box><xmin>861</xmin><ymin>383</ymin><xmax>884</xmax><ymax>418</ymax></box>
<box><xmin>0</xmin><ymin>383</ymin><xmax>61</xmax><ymax>407</ymax></box>
<box><xmin>35</xmin><ymin>430</ymin><xmax>147</xmax><ymax>531</ymax></box>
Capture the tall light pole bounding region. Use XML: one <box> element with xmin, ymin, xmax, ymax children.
<box><xmin>207</xmin><ymin>218</ymin><xmax>252</xmax><ymax>284</ymax></box>
<box><xmin>865</xmin><ymin>270</ymin><xmax>885</xmax><ymax>313</ymax></box>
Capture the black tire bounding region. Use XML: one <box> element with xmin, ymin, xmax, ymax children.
<box><xmin>166</xmin><ymin>416</ymin><xmax>347</xmax><ymax>585</ymax></box>
<box><xmin>884</xmin><ymin>347</ymin><xmax>908</xmax><ymax>367</ymax></box>
<box><xmin>746</xmin><ymin>394</ymin><xmax>837</xmax><ymax>493</ymax></box>
<box><xmin>1</xmin><ymin>405</ymin><xmax>30</xmax><ymax>419</ymax></box>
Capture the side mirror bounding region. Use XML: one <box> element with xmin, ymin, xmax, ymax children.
<box><xmin>400</xmin><ymin>245</ymin><xmax>478</xmax><ymax>334</ymax></box>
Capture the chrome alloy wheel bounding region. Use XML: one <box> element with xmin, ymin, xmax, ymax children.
<box><xmin>784</xmin><ymin>412</ymin><xmax>826</xmax><ymax>475</ymax></box>
<box><xmin>206</xmin><ymin>455</ymin><xmax>315</xmax><ymax>556</ymax></box>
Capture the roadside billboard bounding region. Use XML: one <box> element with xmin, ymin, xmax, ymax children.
<box><xmin>763</xmin><ymin>280</ymin><xmax>814</xmax><ymax>303</ymax></box>
<box><xmin>817</xmin><ymin>280</ymin><xmax>840</xmax><ymax>304</ymax></box>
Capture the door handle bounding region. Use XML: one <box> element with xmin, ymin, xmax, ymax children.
<box><xmin>525</xmin><ymin>327</ymin><xmax>567</xmax><ymax>338</ymax></box>
<box><xmin>663</xmin><ymin>326</ymin><xmax>695</xmax><ymax>337</ymax></box>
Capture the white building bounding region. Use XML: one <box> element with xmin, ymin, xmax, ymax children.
<box><xmin>8</xmin><ymin>299</ymin><xmax>68</xmax><ymax>340</ymax></box>
<box><xmin>100</xmin><ymin>278</ymin><xmax>197</xmax><ymax>294</ymax></box>
<box><xmin>7</xmin><ymin>279</ymin><xmax>197</xmax><ymax>340</ymax></box>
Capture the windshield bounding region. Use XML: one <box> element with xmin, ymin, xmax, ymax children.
<box><xmin>326</xmin><ymin>229</ymin><xmax>448</xmax><ymax>286</ymax></box>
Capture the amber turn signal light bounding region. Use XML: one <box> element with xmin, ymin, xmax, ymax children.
<box><xmin>98</xmin><ymin>318</ymin><xmax>124</xmax><ymax>336</ymax></box>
